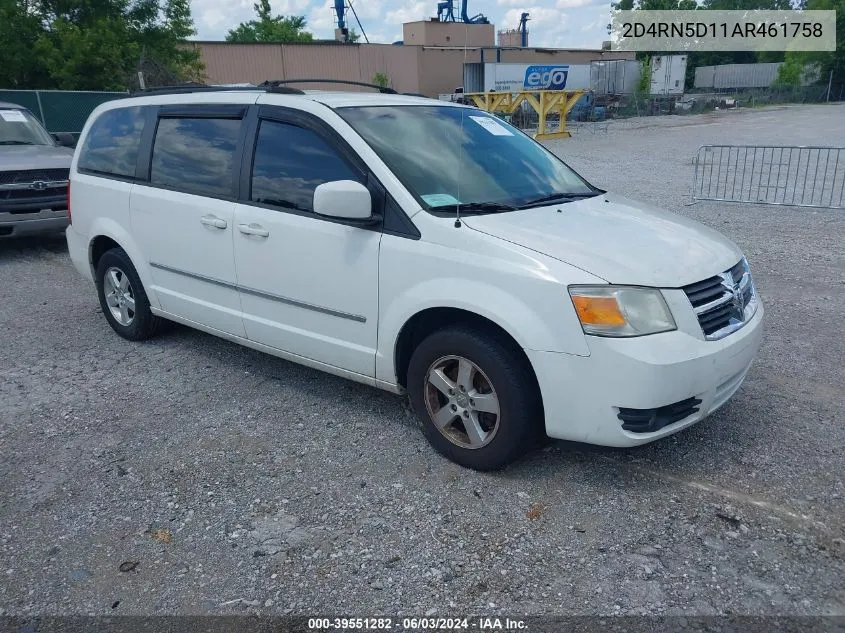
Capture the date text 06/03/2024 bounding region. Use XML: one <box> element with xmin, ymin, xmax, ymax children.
<box><xmin>307</xmin><ymin>617</ymin><xmax>528</xmax><ymax>630</ymax></box>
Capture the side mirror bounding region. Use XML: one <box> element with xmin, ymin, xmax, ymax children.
<box><xmin>313</xmin><ymin>180</ymin><xmax>373</xmax><ymax>222</ymax></box>
<box><xmin>52</xmin><ymin>132</ymin><xmax>76</xmax><ymax>148</ymax></box>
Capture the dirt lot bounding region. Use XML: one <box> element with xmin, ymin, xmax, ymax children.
<box><xmin>1</xmin><ymin>104</ymin><xmax>844</xmax><ymax>617</ymax></box>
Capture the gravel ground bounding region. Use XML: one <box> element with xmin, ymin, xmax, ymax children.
<box><xmin>1</xmin><ymin>104</ymin><xmax>843</xmax><ymax>618</ymax></box>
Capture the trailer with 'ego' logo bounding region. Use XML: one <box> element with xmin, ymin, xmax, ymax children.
<box><xmin>482</xmin><ymin>63</ymin><xmax>591</xmax><ymax>93</ymax></box>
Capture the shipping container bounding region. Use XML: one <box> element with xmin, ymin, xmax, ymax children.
<box><xmin>590</xmin><ymin>59</ymin><xmax>640</xmax><ymax>95</ymax></box>
<box><xmin>694</xmin><ymin>63</ymin><xmax>781</xmax><ymax>89</ymax></box>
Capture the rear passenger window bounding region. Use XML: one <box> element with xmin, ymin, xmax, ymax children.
<box><xmin>78</xmin><ymin>107</ymin><xmax>145</xmax><ymax>178</ymax></box>
<box><xmin>251</xmin><ymin>120</ymin><xmax>361</xmax><ymax>212</ymax></box>
<box><xmin>150</xmin><ymin>118</ymin><xmax>241</xmax><ymax>197</ymax></box>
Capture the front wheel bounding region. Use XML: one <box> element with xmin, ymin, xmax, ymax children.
<box><xmin>407</xmin><ymin>326</ymin><xmax>543</xmax><ymax>470</ymax></box>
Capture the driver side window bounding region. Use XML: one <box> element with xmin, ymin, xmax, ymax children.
<box><xmin>250</xmin><ymin>120</ymin><xmax>362</xmax><ymax>213</ymax></box>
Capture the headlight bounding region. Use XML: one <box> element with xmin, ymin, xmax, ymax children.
<box><xmin>568</xmin><ymin>286</ymin><xmax>676</xmax><ymax>337</ymax></box>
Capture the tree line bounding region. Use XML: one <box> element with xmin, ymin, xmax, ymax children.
<box><xmin>0</xmin><ymin>0</ymin><xmax>203</xmax><ymax>90</ymax></box>
<box><xmin>0</xmin><ymin>0</ymin><xmax>318</xmax><ymax>91</ymax></box>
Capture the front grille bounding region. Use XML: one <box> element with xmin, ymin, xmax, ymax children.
<box><xmin>617</xmin><ymin>397</ymin><xmax>702</xmax><ymax>433</ymax></box>
<box><xmin>682</xmin><ymin>258</ymin><xmax>757</xmax><ymax>341</ymax></box>
<box><xmin>0</xmin><ymin>169</ymin><xmax>69</xmax><ymax>186</ymax></box>
<box><xmin>1</xmin><ymin>187</ymin><xmax>66</xmax><ymax>201</ymax></box>
<box><xmin>0</xmin><ymin>169</ymin><xmax>69</xmax><ymax>206</ymax></box>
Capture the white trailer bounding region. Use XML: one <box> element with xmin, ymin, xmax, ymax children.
<box><xmin>650</xmin><ymin>55</ymin><xmax>687</xmax><ymax>95</ymax></box>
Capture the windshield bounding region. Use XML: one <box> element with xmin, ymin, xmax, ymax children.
<box><xmin>0</xmin><ymin>108</ymin><xmax>55</xmax><ymax>146</ymax></box>
<box><xmin>338</xmin><ymin>105</ymin><xmax>598</xmax><ymax>213</ymax></box>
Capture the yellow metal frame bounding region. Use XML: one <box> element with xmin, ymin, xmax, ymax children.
<box><xmin>464</xmin><ymin>90</ymin><xmax>587</xmax><ymax>140</ymax></box>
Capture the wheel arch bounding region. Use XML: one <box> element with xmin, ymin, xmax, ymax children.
<box><xmin>86</xmin><ymin>218</ymin><xmax>159</xmax><ymax>309</ymax></box>
<box><xmin>392</xmin><ymin>307</ymin><xmax>541</xmax><ymax>400</ymax></box>
<box><xmin>89</xmin><ymin>235</ymin><xmax>121</xmax><ymax>274</ymax></box>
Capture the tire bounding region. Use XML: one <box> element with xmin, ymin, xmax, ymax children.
<box><xmin>407</xmin><ymin>325</ymin><xmax>543</xmax><ymax>470</ymax></box>
<box><xmin>95</xmin><ymin>247</ymin><xmax>165</xmax><ymax>341</ymax></box>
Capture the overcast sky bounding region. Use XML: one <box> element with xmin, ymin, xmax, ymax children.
<box><xmin>191</xmin><ymin>0</ymin><xmax>612</xmax><ymax>49</ymax></box>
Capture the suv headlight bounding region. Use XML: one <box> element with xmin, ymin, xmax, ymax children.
<box><xmin>568</xmin><ymin>286</ymin><xmax>676</xmax><ymax>337</ymax></box>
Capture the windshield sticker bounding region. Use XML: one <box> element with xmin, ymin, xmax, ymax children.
<box><xmin>421</xmin><ymin>193</ymin><xmax>460</xmax><ymax>207</ymax></box>
<box><xmin>0</xmin><ymin>110</ymin><xmax>28</xmax><ymax>123</ymax></box>
<box><xmin>469</xmin><ymin>116</ymin><xmax>514</xmax><ymax>137</ymax></box>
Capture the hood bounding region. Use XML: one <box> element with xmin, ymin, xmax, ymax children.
<box><xmin>0</xmin><ymin>145</ymin><xmax>73</xmax><ymax>171</ymax></box>
<box><xmin>463</xmin><ymin>193</ymin><xmax>743</xmax><ymax>287</ymax></box>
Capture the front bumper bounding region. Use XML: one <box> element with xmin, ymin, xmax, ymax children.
<box><xmin>0</xmin><ymin>208</ymin><xmax>69</xmax><ymax>239</ymax></box>
<box><xmin>527</xmin><ymin>302</ymin><xmax>764</xmax><ymax>447</ymax></box>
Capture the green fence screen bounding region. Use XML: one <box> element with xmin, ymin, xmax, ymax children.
<box><xmin>0</xmin><ymin>90</ymin><xmax>126</xmax><ymax>137</ymax></box>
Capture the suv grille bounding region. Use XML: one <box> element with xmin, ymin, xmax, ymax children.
<box><xmin>682</xmin><ymin>259</ymin><xmax>757</xmax><ymax>340</ymax></box>
<box><xmin>0</xmin><ymin>169</ymin><xmax>69</xmax><ymax>203</ymax></box>
<box><xmin>0</xmin><ymin>169</ymin><xmax>69</xmax><ymax>186</ymax></box>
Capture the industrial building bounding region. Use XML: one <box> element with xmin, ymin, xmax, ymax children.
<box><xmin>190</xmin><ymin>2</ymin><xmax>635</xmax><ymax>98</ymax></box>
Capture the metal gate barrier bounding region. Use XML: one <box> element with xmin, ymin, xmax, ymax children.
<box><xmin>692</xmin><ymin>145</ymin><xmax>845</xmax><ymax>209</ymax></box>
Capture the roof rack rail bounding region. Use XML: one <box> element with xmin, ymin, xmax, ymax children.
<box><xmin>259</xmin><ymin>79</ymin><xmax>398</xmax><ymax>95</ymax></box>
<box><xmin>129</xmin><ymin>83</ymin><xmax>305</xmax><ymax>97</ymax></box>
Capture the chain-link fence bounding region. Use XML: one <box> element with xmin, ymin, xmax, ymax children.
<box><xmin>0</xmin><ymin>89</ymin><xmax>126</xmax><ymax>139</ymax></box>
<box><xmin>608</xmin><ymin>83</ymin><xmax>845</xmax><ymax>119</ymax></box>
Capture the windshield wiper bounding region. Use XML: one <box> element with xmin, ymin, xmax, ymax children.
<box><xmin>0</xmin><ymin>140</ymin><xmax>37</xmax><ymax>146</ymax></box>
<box><xmin>429</xmin><ymin>201</ymin><xmax>517</xmax><ymax>214</ymax></box>
<box><xmin>517</xmin><ymin>191</ymin><xmax>602</xmax><ymax>209</ymax></box>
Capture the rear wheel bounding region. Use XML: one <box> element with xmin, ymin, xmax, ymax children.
<box><xmin>407</xmin><ymin>326</ymin><xmax>543</xmax><ymax>470</ymax></box>
<box><xmin>95</xmin><ymin>247</ymin><xmax>164</xmax><ymax>341</ymax></box>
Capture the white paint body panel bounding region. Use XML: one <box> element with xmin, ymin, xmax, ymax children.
<box><xmin>131</xmin><ymin>185</ymin><xmax>246</xmax><ymax>337</ymax></box>
<box><xmin>313</xmin><ymin>180</ymin><xmax>372</xmax><ymax>220</ymax></box>
<box><xmin>67</xmin><ymin>90</ymin><xmax>764</xmax><ymax>449</ymax></box>
<box><xmin>462</xmin><ymin>193</ymin><xmax>744</xmax><ymax>287</ymax></box>
<box><xmin>232</xmin><ymin>201</ymin><xmax>381</xmax><ymax>377</ymax></box>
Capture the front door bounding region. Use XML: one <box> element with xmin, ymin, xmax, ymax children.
<box><xmin>232</xmin><ymin>110</ymin><xmax>381</xmax><ymax>377</ymax></box>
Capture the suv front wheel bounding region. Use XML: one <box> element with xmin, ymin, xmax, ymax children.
<box><xmin>407</xmin><ymin>326</ymin><xmax>543</xmax><ymax>470</ymax></box>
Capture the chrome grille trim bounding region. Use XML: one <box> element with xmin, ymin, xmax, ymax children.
<box><xmin>0</xmin><ymin>180</ymin><xmax>69</xmax><ymax>192</ymax></box>
<box><xmin>682</xmin><ymin>258</ymin><xmax>758</xmax><ymax>341</ymax></box>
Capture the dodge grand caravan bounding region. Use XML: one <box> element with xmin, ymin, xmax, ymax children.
<box><xmin>65</xmin><ymin>84</ymin><xmax>763</xmax><ymax>470</ymax></box>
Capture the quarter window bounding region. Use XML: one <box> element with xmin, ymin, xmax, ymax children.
<box><xmin>250</xmin><ymin>120</ymin><xmax>361</xmax><ymax>212</ymax></box>
<box><xmin>150</xmin><ymin>117</ymin><xmax>241</xmax><ymax>197</ymax></box>
<box><xmin>78</xmin><ymin>107</ymin><xmax>145</xmax><ymax>178</ymax></box>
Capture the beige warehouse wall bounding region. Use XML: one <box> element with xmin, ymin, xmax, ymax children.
<box><xmin>417</xmin><ymin>48</ymin><xmax>480</xmax><ymax>97</ymax></box>
<box><xmin>403</xmin><ymin>21</ymin><xmax>495</xmax><ymax>47</ymax></box>
<box><xmin>195</xmin><ymin>43</ymin><xmax>285</xmax><ymax>85</ymax></box>
<box><xmin>192</xmin><ymin>42</ymin><xmax>637</xmax><ymax>98</ymax></box>
<box><xmin>194</xmin><ymin>42</ymin><xmax>421</xmax><ymax>94</ymax></box>
<box><xmin>358</xmin><ymin>45</ymin><xmax>421</xmax><ymax>94</ymax></box>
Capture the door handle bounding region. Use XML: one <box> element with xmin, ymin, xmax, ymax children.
<box><xmin>238</xmin><ymin>223</ymin><xmax>270</xmax><ymax>238</ymax></box>
<box><xmin>200</xmin><ymin>215</ymin><xmax>227</xmax><ymax>229</ymax></box>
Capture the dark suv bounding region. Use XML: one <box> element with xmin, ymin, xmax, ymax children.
<box><xmin>0</xmin><ymin>101</ymin><xmax>75</xmax><ymax>238</ymax></box>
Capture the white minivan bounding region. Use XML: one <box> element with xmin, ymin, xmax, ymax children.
<box><xmin>66</xmin><ymin>83</ymin><xmax>763</xmax><ymax>470</ymax></box>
